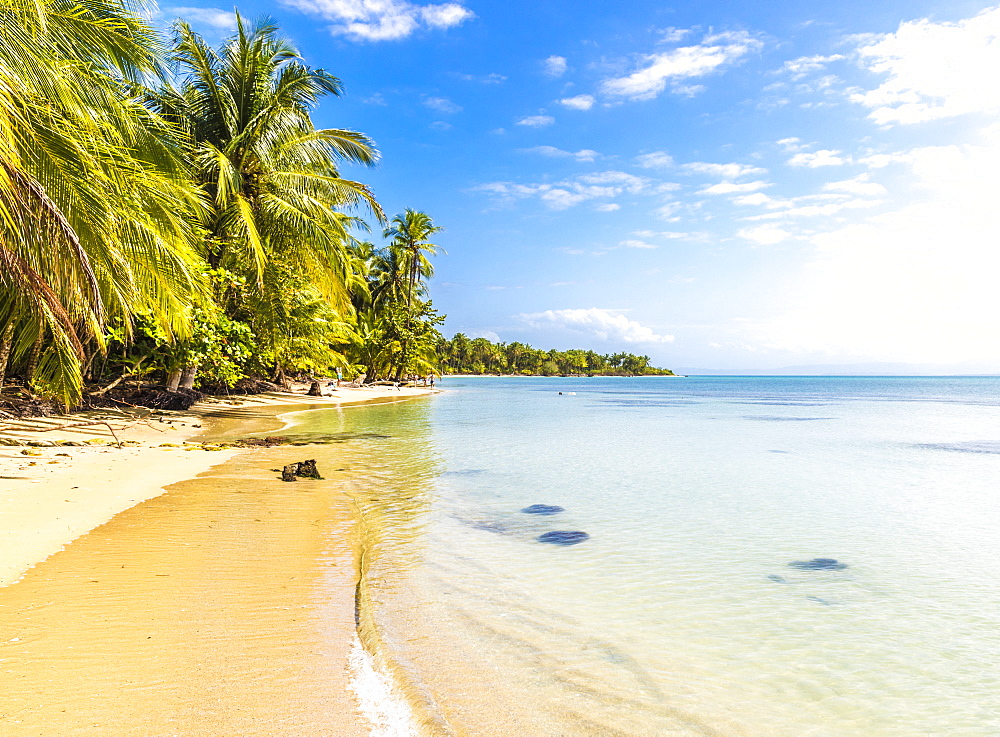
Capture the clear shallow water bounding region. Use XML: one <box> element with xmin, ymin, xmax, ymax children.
<box><xmin>296</xmin><ymin>377</ymin><xmax>1000</xmax><ymax>736</ymax></box>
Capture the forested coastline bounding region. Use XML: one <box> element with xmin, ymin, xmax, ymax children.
<box><xmin>437</xmin><ymin>335</ymin><xmax>674</xmax><ymax>376</ymax></box>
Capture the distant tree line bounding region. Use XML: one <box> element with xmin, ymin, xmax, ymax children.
<box><xmin>436</xmin><ymin>335</ymin><xmax>674</xmax><ymax>376</ymax></box>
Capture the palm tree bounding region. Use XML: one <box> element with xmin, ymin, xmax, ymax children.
<box><xmin>382</xmin><ymin>209</ymin><xmax>443</xmax><ymax>308</ymax></box>
<box><xmin>0</xmin><ymin>0</ymin><xmax>205</xmax><ymax>405</ymax></box>
<box><xmin>148</xmin><ymin>14</ymin><xmax>383</xmax><ymax>385</ymax></box>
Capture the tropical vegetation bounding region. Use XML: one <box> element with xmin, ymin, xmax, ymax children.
<box><xmin>437</xmin><ymin>335</ymin><xmax>674</xmax><ymax>376</ymax></box>
<box><xmin>0</xmin><ymin>0</ymin><xmax>445</xmax><ymax>408</ymax></box>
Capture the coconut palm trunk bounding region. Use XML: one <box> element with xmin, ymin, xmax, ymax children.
<box><xmin>0</xmin><ymin>322</ymin><xmax>13</xmax><ymax>394</ymax></box>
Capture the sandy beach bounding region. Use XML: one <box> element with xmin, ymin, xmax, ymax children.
<box><xmin>0</xmin><ymin>385</ymin><xmax>432</xmax><ymax>735</ymax></box>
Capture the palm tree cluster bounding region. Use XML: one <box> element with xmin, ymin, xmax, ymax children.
<box><xmin>437</xmin><ymin>335</ymin><xmax>674</xmax><ymax>376</ymax></box>
<box><xmin>0</xmin><ymin>0</ymin><xmax>444</xmax><ymax>407</ymax></box>
<box><xmin>347</xmin><ymin>209</ymin><xmax>445</xmax><ymax>381</ymax></box>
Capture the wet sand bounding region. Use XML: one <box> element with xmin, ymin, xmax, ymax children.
<box><xmin>0</xmin><ymin>386</ymin><xmax>432</xmax><ymax>587</ymax></box>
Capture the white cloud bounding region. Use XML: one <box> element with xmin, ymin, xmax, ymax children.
<box><xmin>516</xmin><ymin>114</ymin><xmax>555</xmax><ymax>127</ymax></box>
<box><xmin>421</xmin><ymin>3</ymin><xmax>469</xmax><ymax>27</ymax></box>
<box><xmin>788</xmin><ymin>149</ymin><xmax>846</xmax><ymax>167</ymax></box>
<box><xmin>279</xmin><ymin>0</ymin><xmax>473</xmax><ymax>41</ymax></box>
<box><xmin>165</xmin><ymin>6</ymin><xmax>237</xmax><ymax>29</ymax></box>
<box><xmin>519</xmin><ymin>308</ymin><xmax>674</xmax><ymax>343</ymax></box>
<box><xmin>520</xmin><ymin>145</ymin><xmax>599</xmax><ymax>162</ymax></box>
<box><xmin>732</xmin><ymin>192</ymin><xmax>775</xmax><ymax>207</ymax></box>
<box><xmin>780</xmin><ymin>54</ymin><xmax>845</xmax><ymax>80</ymax></box>
<box><xmin>777</xmin><ymin>137</ymin><xmax>804</xmax><ymax>152</ymax></box>
<box><xmin>470</xmin><ymin>330</ymin><xmax>501</xmax><ymax>341</ymax></box>
<box><xmin>659</xmin><ymin>27</ymin><xmax>691</xmax><ymax>43</ymax></box>
<box><xmin>636</xmin><ymin>151</ymin><xmax>674</xmax><ymax>168</ymax></box>
<box><xmin>744</xmin><ymin>197</ymin><xmax>877</xmax><ymax>221</ymax></box>
<box><xmin>595</xmin><ymin>203</ymin><xmax>621</xmax><ymax>212</ymax></box>
<box><xmin>424</xmin><ymin>96</ymin><xmax>462</xmax><ymax>113</ymax></box>
<box><xmin>654</xmin><ymin>201</ymin><xmax>683</xmax><ymax>220</ymax></box>
<box><xmin>748</xmin><ymin>136</ymin><xmax>1000</xmax><ymax>363</ymax></box>
<box><xmin>822</xmin><ymin>174</ymin><xmax>887</xmax><ymax>197</ymax></box>
<box><xmin>700</xmin><ymin>180</ymin><xmax>770</xmax><ymax>194</ymax></box>
<box><xmin>851</xmin><ymin>7</ymin><xmax>1000</xmax><ymax>125</ymax></box>
<box><xmin>673</xmin><ymin>84</ymin><xmax>706</xmax><ymax>97</ymax></box>
<box><xmin>683</xmin><ymin>161</ymin><xmax>767</xmax><ymax>178</ymax></box>
<box><xmin>543</xmin><ymin>55</ymin><xmax>568</xmax><ymax>78</ymax></box>
<box><xmin>737</xmin><ymin>225</ymin><xmax>791</xmax><ymax>245</ymax></box>
<box><xmin>619</xmin><ymin>239</ymin><xmax>657</xmax><ymax>249</ymax></box>
<box><xmin>601</xmin><ymin>30</ymin><xmax>762</xmax><ymax>101</ymax></box>
<box><xmin>633</xmin><ymin>230</ymin><xmax>690</xmax><ymax>240</ymax></box>
<box><xmin>559</xmin><ymin>94</ymin><xmax>595</xmax><ymax>110</ymax></box>
<box><xmin>577</xmin><ymin>171</ymin><xmax>648</xmax><ymax>188</ymax></box>
<box><xmin>476</xmin><ymin>171</ymin><xmax>650</xmax><ymax>210</ymax></box>
<box><xmin>454</xmin><ymin>72</ymin><xmax>506</xmax><ymax>84</ymax></box>
<box><xmin>859</xmin><ymin>153</ymin><xmax>904</xmax><ymax>168</ymax></box>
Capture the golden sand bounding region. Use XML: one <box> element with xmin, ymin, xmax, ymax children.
<box><xmin>0</xmin><ymin>446</ymin><xmax>366</xmax><ymax>735</ymax></box>
<box><xmin>0</xmin><ymin>386</ymin><xmax>433</xmax><ymax>735</ymax></box>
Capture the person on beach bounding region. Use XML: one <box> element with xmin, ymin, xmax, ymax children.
<box><xmin>335</xmin><ymin>367</ymin><xmax>343</xmax><ymax>387</ymax></box>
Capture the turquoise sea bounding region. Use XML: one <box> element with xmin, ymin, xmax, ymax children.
<box><xmin>287</xmin><ymin>376</ymin><xmax>1000</xmax><ymax>736</ymax></box>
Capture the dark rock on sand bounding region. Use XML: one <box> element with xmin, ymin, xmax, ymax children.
<box><xmin>537</xmin><ymin>531</ymin><xmax>589</xmax><ymax>546</ymax></box>
<box><xmin>788</xmin><ymin>558</ymin><xmax>847</xmax><ymax>570</ymax></box>
<box><xmin>521</xmin><ymin>504</ymin><xmax>565</xmax><ymax>515</ymax></box>
<box><xmin>767</xmin><ymin>574</ymin><xmax>788</xmax><ymax>583</ymax></box>
<box><xmin>281</xmin><ymin>459</ymin><xmax>323</xmax><ymax>481</ymax></box>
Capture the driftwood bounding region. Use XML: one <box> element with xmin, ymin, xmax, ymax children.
<box><xmin>281</xmin><ymin>459</ymin><xmax>322</xmax><ymax>481</ymax></box>
<box><xmin>0</xmin><ymin>407</ymin><xmax>161</xmax><ymax>448</ymax></box>
<box><xmin>4</xmin><ymin>419</ymin><xmax>123</xmax><ymax>447</ymax></box>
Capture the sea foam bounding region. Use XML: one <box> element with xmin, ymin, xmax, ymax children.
<box><xmin>348</xmin><ymin>635</ymin><xmax>420</xmax><ymax>737</ymax></box>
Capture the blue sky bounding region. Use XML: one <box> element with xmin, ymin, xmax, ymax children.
<box><xmin>160</xmin><ymin>0</ymin><xmax>1000</xmax><ymax>371</ymax></box>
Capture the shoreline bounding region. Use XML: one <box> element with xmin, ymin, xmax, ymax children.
<box><xmin>0</xmin><ymin>384</ymin><xmax>433</xmax><ymax>736</ymax></box>
<box><xmin>0</xmin><ymin>385</ymin><xmax>433</xmax><ymax>588</ymax></box>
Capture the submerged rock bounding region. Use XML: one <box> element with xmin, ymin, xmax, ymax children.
<box><xmin>807</xmin><ymin>595</ymin><xmax>836</xmax><ymax>606</ymax></box>
<box><xmin>470</xmin><ymin>520</ymin><xmax>511</xmax><ymax>534</ymax></box>
<box><xmin>767</xmin><ymin>574</ymin><xmax>788</xmax><ymax>583</ymax></box>
<box><xmin>521</xmin><ymin>504</ymin><xmax>565</xmax><ymax>515</ymax></box>
<box><xmin>537</xmin><ymin>531</ymin><xmax>589</xmax><ymax>546</ymax></box>
<box><xmin>789</xmin><ymin>558</ymin><xmax>847</xmax><ymax>571</ymax></box>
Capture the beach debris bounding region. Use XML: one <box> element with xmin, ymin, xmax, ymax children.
<box><xmin>521</xmin><ymin>504</ymin><xmax>565</xmax><ymax>515</ymax></box>
<box><xmin>238</xmin><ymin>436</ymin><xmax>288</xmax><ymax>447</ymax></box>
<box><xmin>281</xmin><ymin>459</ymin><xmax>322</xmax><ymax>481</ymax></box>
<box><xmin>788</xmin><ymin>558</ymin><xmax>847</xmax><ymax>571</ymax></box>
<box><xmin>235</xmin><ymin>432</ymin><xmax>389</xmax><ymax>448</ymax></box>
<box><xmin>537</xmin><ymin>531</ymin><xmax>589</xmax><ymax>546</ymax></box>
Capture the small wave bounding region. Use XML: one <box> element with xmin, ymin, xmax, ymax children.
<box><xmin>732</xmin><ymin>401</ymin><xmax>831</xmax><ymax>406</ymax></box>
<box><xmin>348</xmin><ymin>635</ymin><xmax>421</xmax><ymax>737</ymax></box>
<box><xmin>916</xmin><ymin>441</ymin><xmax>1000</xmax><ymax>454</ymax></box>
<box><xmin>743</xmin><ymin>416</ymin><xmax>835</xmax><ymax>422</ymax></box>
